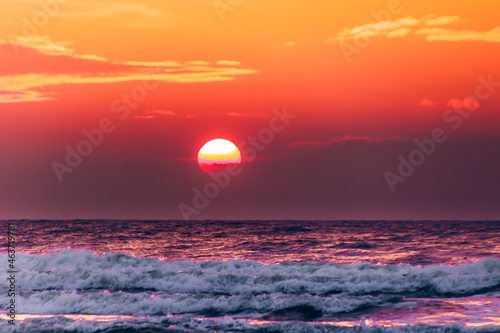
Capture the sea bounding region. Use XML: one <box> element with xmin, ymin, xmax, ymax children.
<box><xmin>1</xmin><ymin>220</ymin><xmax>499</xmax><ymax>332</ymax></box>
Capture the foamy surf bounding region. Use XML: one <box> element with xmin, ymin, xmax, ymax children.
<box><xmin>1</xmin><ymin>250</ymin><xmax>499</xmax><ymax>296</ymax></box>
<box><xmin>1</xmin><ymin>250</ymin><xmax>500</xmax><ymax>331</ymax></box>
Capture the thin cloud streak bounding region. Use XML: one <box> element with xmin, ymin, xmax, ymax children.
<box><xmin>291</xmin><ymin>135</ymin><xmax>403</xmax><ymax>147</ymax></box>
<box><xmin>0</xmin><ymin>37</ymin><xmax>258</xmax><ymax>102</ymax></box>
<box><xmin>327</xmin><ymin>14</ymin><xmax>499</xmax><ymax>44</ymax></box>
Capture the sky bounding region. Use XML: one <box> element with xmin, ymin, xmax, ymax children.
<box><xmin>0</xmin><ymin>0</ymin><xmax>499</xmax><ymax>220</ymax></box>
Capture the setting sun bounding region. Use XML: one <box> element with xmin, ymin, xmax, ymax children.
<box><xmin>197</xmin><ymin>139</ymin><xmax>241</xmax><ymax>173</ymax></box>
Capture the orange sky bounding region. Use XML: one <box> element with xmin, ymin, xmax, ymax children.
<box><xmin>1</xmin><ymin>0</ymin><xmax>500</xmax><ymax>219</ymax></box>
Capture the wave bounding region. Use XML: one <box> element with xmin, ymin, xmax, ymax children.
<box><xmin>1</xmin><ymin>315</ymin><xmax>499</xmax><ymax>333</ymax></box>
<box><xmin>1</xmin><ymin>251</ymin><xmax>500</xmax><ymax>331</ymax></box>
<box><xmin>1</xmin><ymin>250</ymin><xmax>499</xmax><ymax>297</ymax></box>
<box><xmin>9</xmin><ymin>290</ymin><xmax>394</xmax><ymax>316</ymax></box>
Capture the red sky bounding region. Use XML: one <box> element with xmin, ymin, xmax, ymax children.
<box><xmin>1</xmin><ymin>0</ymin><xmax>499</xmax><ymax>219</ymax></box>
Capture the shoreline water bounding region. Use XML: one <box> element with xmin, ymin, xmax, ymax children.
<box><xmin>1</xmin><ymin>220</ymin><xmax>499</xmax><ymax>332</ymax></box>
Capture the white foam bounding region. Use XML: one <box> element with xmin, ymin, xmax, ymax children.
<box><xmin>0</xmin><ymin>251</ymin><xmax>498</xmax><ymax>297</ymax></box>
<box><xmin>4</xmin><ymin>290</ymin><xmax>389</xmax><ymax>316</ymax></box>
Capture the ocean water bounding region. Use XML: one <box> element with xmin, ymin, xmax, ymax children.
<box><xmin>1</xmin><ymin>220</ymin><xmax>499</xmax><ymax>332</ymax></box>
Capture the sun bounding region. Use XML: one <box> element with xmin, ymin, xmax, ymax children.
<box><xmin>197</xmin><ymin>139</ymin><xmax>241</xmax><ymax>173</ymax></box>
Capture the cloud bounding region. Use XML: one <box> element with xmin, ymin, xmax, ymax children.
<box><xmin>419</xmin><ymin>97</ymin><xmax>479</xmax><ymax>110</ymax></box>
<box><xmin>136</xmin><ymin>110</ymin><xmax>198</xmax><ymax>120</ymax></box>
<box><xmin>135</xmin><ymin>115</ymin><xmax>156</xmax><ymax>120</ymax></box>
<box><xmin>386</xmin><ymin>28</ymin><xmax>412</xmax><ymax>38</ymax></box>
<box><xmin>284</xmin><ymin>41</ymin><xmax>295</xmax><ymax>47</ymax></box>
<box><xmin>0</xmin><ymin>69</ymin><xmax>256</xmax><ymax>92</ymax></box>
<box><xmin>327</xmin><ymin>16</ymin><xmax>420</xmax><ymax>42</ymax></box>
<box><xmin>419</xmin><ymin>98</ymin><xmax>439</xmax><ymax>107</ymax></box>
<box><xmin>446</xmin><ymin>97</ymin><xmax>480</xmax><ymax>110</ymax></box>
<box><xmin>123</xmin><ymin>61</ymin><xmax>182</xmax><ymax>68</ymax></box>
<box><xmin>226</xmin><ymin>112</ymin><xmax>270</xmax><ymax>118</ymax></box>
<box><xmin>0</xmin><ymin>90</ymin><xmax>54</xmax><ymax>104</ymax></box>
<box><xmin>291</xmin><ymin>135</ymin><xmax>402</xmax><ymax>147</ymax></box>
<box><xmin>0</xmin><ymin>36</ymin><xmax>258</xmax><ymax>103</ymax></box>
<box><xmin>414</xmin><ymin>27</ymin><xmax>500</xmax><ymax>43</ymax></box>
<box><xmin>12</xmin><ymin>36</ymin><xmax>73</xmax><ymax>56</ymax></box>
<box><xmin>423</xmin><ymin>15</ymin><xmax>460</xmax><ymax>26</ymax></box>
<box><xmin>327</xmin><ymin>14</ymin><xmax>500</xmax><ymax>44</ymax></box>
<box><xmin>146</xmin><ymin>110</ymin><xmax>176</xmax><ymax>116</ymax></box>
<box><xmin>1</xmin><ymin>36</ymin><xmax>105</xmax><ymax>60</ymax></box>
